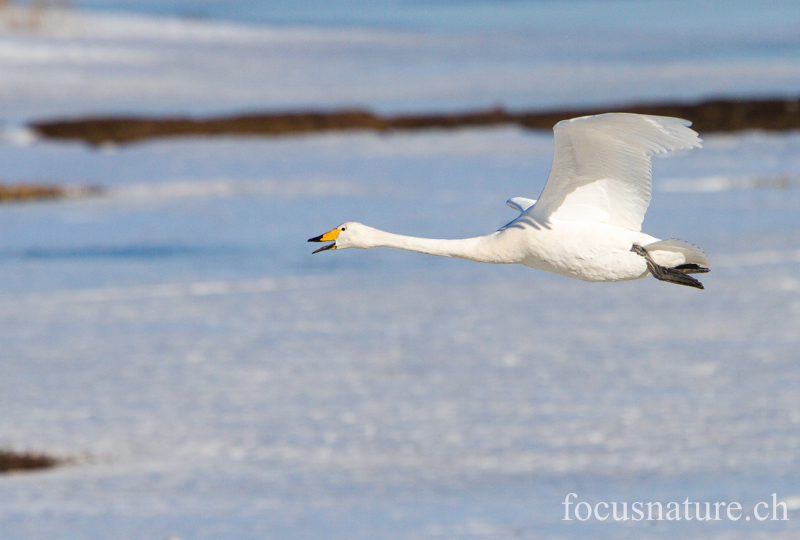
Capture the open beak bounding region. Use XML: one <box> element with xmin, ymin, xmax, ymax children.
<box><xmin>308</xmin><ymin>228</ymin><xmax>340</xmax><ymax>254</ymax></box>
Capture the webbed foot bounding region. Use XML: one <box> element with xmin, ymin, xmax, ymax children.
<box><xmin>631</xmin><ymin>244</ymin><xmax>706</xmax><ymax>289</ymax></box>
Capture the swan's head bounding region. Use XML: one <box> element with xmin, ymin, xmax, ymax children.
<box><xmin>308</xmin><ymin>222</ymin><xmax>373</xmax><ymax>253</ymax></box>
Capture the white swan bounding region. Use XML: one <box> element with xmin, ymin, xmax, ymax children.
<box><xmin>309</xmin><ymin>113</ymin><xmax>710</xmax><ymax>289</ymax></box>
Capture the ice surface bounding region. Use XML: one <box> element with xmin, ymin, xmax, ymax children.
<box><xmin>2</xmin><ymin>6</ymin><xmax>800</xmax><ymax>120</ymax></box>
<box><xmin>2</xmin><ymin>6</ymin><xmax>800</xmax><ymax>540</ymax></box>
<box><xmin>2</xmin><ymin>125</ymin><xmax>800</xmax><ymax>539</ymax></box>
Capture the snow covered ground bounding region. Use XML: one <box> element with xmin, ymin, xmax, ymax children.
<box><xmin>1</xmin><ymin>4</ymin><xmax>800</xmax><ymax>540</ymax></box>
<box><xmin>2</xmin><ymin>5</ymin><xmax>800</xmax><ymax>121</ymax></box>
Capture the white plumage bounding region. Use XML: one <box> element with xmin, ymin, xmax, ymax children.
<box><xmin>309</xmin><ymin>113</ymin><xmax>710</xmax><ymax>289</ymax></box>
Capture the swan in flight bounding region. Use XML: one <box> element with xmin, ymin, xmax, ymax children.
<box><xmin>309</xmin><ymin>113</ymin><xmax>710</xmax><ymax>289</ymax></box>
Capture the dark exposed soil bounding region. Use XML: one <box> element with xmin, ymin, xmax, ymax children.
<box><xmin>0</xmin><ymin>183</ymin><xmax>102</xmax><ymax>202</ymax></box>
<box><xmin>31</xmin><ymin>95</ymin><xmax>800</xmax><ymax>146</ymax></box>
<box><xmin>10</xmin><ymin>95</ymin><xmax>800</xmax><ymax>202</ymax></box>
<box><xmin>0</xmin><ymin>182</ymin><xmax>65</xmax><ymax>201</ymax></box>
<box><xmin>0</xmin><ymin>449</ymin><xmax>60</xmax><ymax>473</ymax></box>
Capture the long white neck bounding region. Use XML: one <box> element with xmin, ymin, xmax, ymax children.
<box><xmin>355</xmin><ymin>226</ymin><xmax>510</xmax><ymax>264</ymax></box>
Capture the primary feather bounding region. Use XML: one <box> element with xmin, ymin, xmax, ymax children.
<box><xmin>529</xmin><ymin>113</ymin><xmax>702</xmax><ymax>231</ymax></box>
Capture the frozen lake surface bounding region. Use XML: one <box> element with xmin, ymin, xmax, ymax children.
<box><xmin>2</xmin><ymin>126</ymin><xmax>800</xmax><ymax>539</ymax></box>
<box><xmin>1</xmin><ymin>5</ymin><xmax>800</xmax><ymax>540</ymax></box>
<box><xmin>2</xmin><ymin>5</ymin><xmax>800</xmax><ymax>121</ymax></box>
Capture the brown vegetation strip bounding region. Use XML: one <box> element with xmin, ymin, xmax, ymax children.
<box><xmin>0</xmin><ymin>449</ymin><xmax>60</xmax><ymax>473</ymax></box>
<box><xmin>0</xmin><ymin>183</ymin><xmax>65</xmax><ymax>201</ymax></box>
<box><xmin>30</xmin><ymin>96</ymin><xmax>800</xmax><ymax>146</ymax></box>
<box><xmin>0</xmin><ymin>183</ymin><xmax>102</xmax><ymax>202</ymax></box>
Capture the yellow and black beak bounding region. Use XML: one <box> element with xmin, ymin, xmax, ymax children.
<box><xmin>308</xmin><ymin>228</ymin><xmax>340</xmax><ymax>254</ymax></box>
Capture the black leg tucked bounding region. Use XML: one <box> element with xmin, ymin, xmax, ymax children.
<box><xmin>674</xmin><ymin>263</ymin><xmax>710</xmax><ymax>275</ymax></box>
<box><xmin>631</xmin><ymin>244</ymin><xmax>705</xmax><ymax>289</ymax></box>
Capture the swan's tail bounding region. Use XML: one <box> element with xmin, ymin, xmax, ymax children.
<box><xmin>643</xmin><ymin>239</ymin><xmax>710</xmax><ymax>267</ymax></box>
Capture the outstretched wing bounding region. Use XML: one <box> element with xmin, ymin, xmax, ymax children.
<box><xmin>529</xmin><ymin>113</ymin><xmax>701</xmax><ymax>232</ymax></box>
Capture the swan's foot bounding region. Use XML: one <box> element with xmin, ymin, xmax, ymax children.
<box><xmin>674</xmin><ymin>263</ymin><xmax>710</xmax><ymax>275</ymax></box>
<box><xmin>631</xmin><ymin>244</ymin><xmax>706</xmax><ymax>290</ymax></box>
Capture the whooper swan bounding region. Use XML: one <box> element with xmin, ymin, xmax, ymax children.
<box><xmin>309</xmin><ymin>113</ymin><xmax>710</xmax><ymax>289</ymax></box>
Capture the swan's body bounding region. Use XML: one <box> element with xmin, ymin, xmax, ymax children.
<box><xmin>310</xmin><ymin>113</ymin><xmax>710</xmax><ymax>288</ymax></box>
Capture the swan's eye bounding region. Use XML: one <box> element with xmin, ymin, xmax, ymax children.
<box><xmin>341</xmin><ymin>227</ymin><xmax>346</xmax><ymax>232</ymax></box>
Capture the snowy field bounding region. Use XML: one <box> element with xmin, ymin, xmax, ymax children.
<box><xmin>2</xmin><ymin>3</ymin><xmax>800</xmax><ymax>539</ymax></box>
<box><xmin>2</xmin><ymin>4</ymin><xmax>800</xmax><ymax>121</ymax></box>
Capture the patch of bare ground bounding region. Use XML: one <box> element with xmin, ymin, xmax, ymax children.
<box><xmin>0</xmin><ymin>449</ymin><xmax>60</xmax><ymax>473</ymax></box>
<box><xmin>0</xmin><ymin>183</ymin><xmax>102</xmax><ymax>202</ymax></box>
<box><xmin>30</xmin><ymin>96</ymin><xmax>800</xmax><ymax>146</ymax></box>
